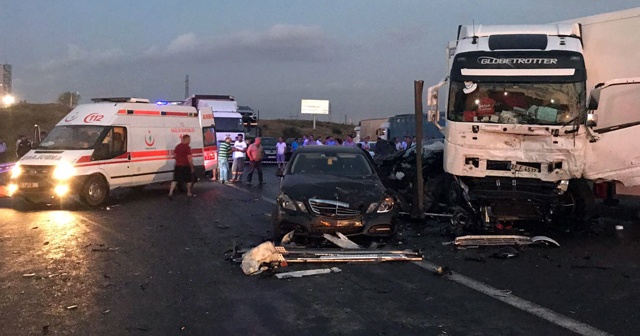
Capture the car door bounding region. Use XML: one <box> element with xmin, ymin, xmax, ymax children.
<box><xmin>92</xmin><ymin>126</ymin><xmax>132</xmax><ymax>187</ymax></box>
<box><xmin>584</xmin><ymin>81</ymin><xmax>640</xmax><ymax>187</ymax></box>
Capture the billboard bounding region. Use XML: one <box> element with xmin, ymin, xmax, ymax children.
<box><xmin>301</xmin><ymin>99</ymin><xmax>330</xmax><ymax>115</ymax></box>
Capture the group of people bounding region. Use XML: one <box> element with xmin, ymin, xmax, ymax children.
<box><xmin>0</xmin><ymin>134</ymin><xmax>44</xmax><ymax>163</ymax></box>
<box><xmin>289</xmin><ymin>134</ymin><xmax>360</xmax><ymax>150</ymax></box>
<box><xmin>216</xmin><ymin>134</ymin><xmax>266</xmax><ymax>185</ymax></box>
<box><xmin>168</xmin><ymin>133</ymin><xmax>267</xmax><ymax>199</ymax></box>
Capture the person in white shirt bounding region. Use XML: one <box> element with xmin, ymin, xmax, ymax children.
<box><xmin>230</xmin><ymin>134</ymin><xmax>247</xmax><ymax>182</ymax></box>
<box><xmin>275</xmin><ymin>137</ymin><xmax>287</xmax><ymax>170</ymax></box>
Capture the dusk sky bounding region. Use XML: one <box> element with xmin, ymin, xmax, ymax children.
<box><xmin>1</xmin><ymin>1</ymin><xmax>638</xmax><ymax>122</ymax></box>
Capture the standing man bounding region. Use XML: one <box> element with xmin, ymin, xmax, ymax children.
<box><xmin>230</xmin><ymin>134</ymin><xmax>247</xmax><ymax>183</ymax></box>
<box><xmin>305</xmin><ymin>135</ymin><xmax>317</xmax><ymax>146</ymax></box>
<box><xmin>218</xmin><ymin>136</ymin><xmax>232</xmax><ymax>184</ymax></box>
<box><xmin>16</xmin><ymin>135</ymin><xmax>31</xmax><ymax>159</ymax></box>
<box><xmin>291</xmin><ymin>138</ymin><xmax>299</xmax><ymax>151</ymax></box>
<box><xmin>246</xmin><ymin>137</ymin><xmax>264</xmax><ymax>185</ymax></box>
<box><xmin>168</xmin><ymin>134</ymin><xmax>195</xmax><ymax>199</ymax></box>
<box><xmin>342</xmin><ymin>134</ymin><xmax>357</xmax><ymax>147</ymax></box>
<box><xmin>276</xmin><ymin>137</ymin><xmax>287</xmax><ymax>170</ymax></box>
<box><xmin>0</xmin><ymin>137</ymin><xmax>7</xmax><ymax>163</ymax></box>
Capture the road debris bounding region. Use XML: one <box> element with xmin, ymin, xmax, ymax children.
<box><xmin>322</xmin><ymin>232</ymin><xmax>361</xmax><ymax>249</ymax></box>
<box><xmin>239</xmin><ymin>242</ymin><xmax>423</xmax><ymax>275</ymax></box>
<box><xmin>275</xmin><ymin>267</ymin><xmax>342</xmax><ymax>279</ymax></box>
<box><xmin>241</xmin><ymin>241</ymin><xmax>283</xmax><ymax>275</ymax></box>
<box><xmin>66</xmin><ymin>305</ymin><xmax>78</xmax><ymax>310</ymax></box>
<box><xmin>434</xmin><ymin>266</ymin><xmax>452</xmax><ymax>276</ymax></box>
<box><xmin>22</xmin><ymin>273</ymin><xmax>36</xmax><ymax>278</ymax></box>
<box><xmin>280</xmin><ymin>230</ymin><xmax>295</xmax><ymax>245</ymax></box>
<box><xmin>490</xmin><ymin>246</ymin><xmax>519</xmax><ymax>259</ymax></box>
<box><xmin>452</xmin><ymin>235</ymin><xmax>560</xmax><ymax>249</ymax></box>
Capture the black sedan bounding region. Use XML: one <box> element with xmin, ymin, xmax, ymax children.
<box><xmin>260</xmin><ymin>137</ymin><xmax>279</xmax><ymax>162</ymax></box>
<box><xmin>272</xmin><ymin>146</ymin><xmax>397</xmax><ymax>240</ymax></box>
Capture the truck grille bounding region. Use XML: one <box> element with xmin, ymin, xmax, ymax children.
<box><xmin>308</xmin><ymin>198</ymin><xmax>361</xmax><ymax>217</ymax></box>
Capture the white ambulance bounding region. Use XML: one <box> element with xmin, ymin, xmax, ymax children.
<box><xmin>8</xmin><ymin>97</ymin><xmax>218</xmax><ymax>206</ymax></box>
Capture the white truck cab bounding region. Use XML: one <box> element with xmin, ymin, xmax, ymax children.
<box><xmin>8</xmin><ymin>97</ymin><xmax>212</xmax><ymax>206</ymax></box>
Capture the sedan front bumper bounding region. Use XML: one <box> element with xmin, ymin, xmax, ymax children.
<box><xmin>273</xmin><ymin>206</ymin><xmax>396</xmax><ymax>237</ymax></box>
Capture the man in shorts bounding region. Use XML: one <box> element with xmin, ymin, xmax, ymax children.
<box><xmin>276</xmin><ymin>137</ymin><xmax>287</xmax><ymax>170</ymax></box>
<box><xmin>230</xmin><ymin>134</ymin><xmax>247</xmax><ymax>182</ymax></box>
<box><xmin>168</xmin><ymin>134</ymin><xmax>195</xmax><ymax>199</ymax></box>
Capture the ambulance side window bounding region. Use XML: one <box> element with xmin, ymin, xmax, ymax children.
<box><xmin>93</xmin><ymin>127</ymin><xmax>127</xmax><ymax>161</ymax></box>
<box><xmin>203</xmin><ymin>127</ymin><xmax>217</xmax><ymax>146</ymax></box>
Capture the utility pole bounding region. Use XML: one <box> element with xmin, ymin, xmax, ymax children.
<box><xmin>412</xmin><ymin>80</ymin><xmax>425</xmax><ymax>220</ymax></box>
<box><xmin>185</xmin><ymin>75</ymin><xmax>190</xmax><ymax>99</ymax></box>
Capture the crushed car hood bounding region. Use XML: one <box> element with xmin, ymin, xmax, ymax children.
<box><xmin>281</xmin><ymin>174</ymin><xmax>387</xmax><ymax>210</ymax></box>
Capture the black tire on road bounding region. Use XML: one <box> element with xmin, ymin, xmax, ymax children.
<box><xmin>80</xmin><ymin>175</ymin><xmax>109</xmax><ymax>206</ymax></box>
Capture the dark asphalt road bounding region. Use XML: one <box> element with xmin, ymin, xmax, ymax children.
<box><xmin>1</xmin><ymin>165</ymin><xmax>638</xmax><ymax>335</ymax></box>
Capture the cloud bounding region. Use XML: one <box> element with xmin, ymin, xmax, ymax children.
<box><xmin>34</xmin><ymin>24</ymin><xmax>340</xmax><ymax>73</ymax></box>
<box><xmin>166</xmin><ymin>33</ymin><xmax>199</xmax><ymax>54</ymax></box>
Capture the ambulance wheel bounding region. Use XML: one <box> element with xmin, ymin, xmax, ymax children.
<box><xmin>81</xmin><ymin>175</ymin><xmax>109</xmax><ymax>206</ymax></box>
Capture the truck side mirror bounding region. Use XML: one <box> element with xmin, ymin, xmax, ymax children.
<box><xmin>426</xmin><ymin>78</ymin><xmax>448</xmax><ymax>131</ymax></box>
<box><xmin>586</xmin><ymin>114</ymin><xmax>598</xmax><ymax>127</ymax></box>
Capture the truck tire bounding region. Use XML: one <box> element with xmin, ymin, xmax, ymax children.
<box><xmin>80</xmin><ymin>175</ymin><xmax>109</xmax><ymax>206</ymax></box>
<box><xmin>568</xmin><ymin>179</ymin><xmax>595</xmax><ymax>223</ymax></box>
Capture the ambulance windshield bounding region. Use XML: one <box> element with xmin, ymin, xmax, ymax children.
<box><xmin>448</xmin><ymin>81</ymin><xmax>585</xmax><ymax>125</ymax></box>
<box><xmin>39</xmin><ymin>125</ymin><xmax>106</xmax><ymax>150</ymax></box>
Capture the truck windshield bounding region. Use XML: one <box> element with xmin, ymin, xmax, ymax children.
<box><xmin>448</xmin><ymin>81</ymin><xmax>585</xmax><ymax>125</ymax></box>
<box><xmin>214</xmin><ymin>117</ymin><xmax>243</xmax><ymax>132</ymax></box>
<box><xmin>38</xmin><ymin>125</ymin><xmax>106</xmax><ymax>150</ymax></box>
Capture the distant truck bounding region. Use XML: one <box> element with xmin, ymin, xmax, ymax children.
<box><xmin>356</xmin><ymin>114</ymin><xmax>443</xmax><ymax>143</ymax></box>
<box><xmin>183</xmin><ymin>95</ymin><xmax>244</xmax><ymax>144</ymax></box>
<box><xmin>426</xmin><ymin>7</ymin><xmax>640</xmax><ymax>226</ymax></box>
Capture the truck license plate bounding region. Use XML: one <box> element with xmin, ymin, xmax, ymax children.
<box><xmin>19</xmin><ymin>182</ymin><xmax>39</xmax><ymax>188</ymax></box>
<box><xmin>510</xmin><ymin>164</ymin><xmax>540</xmax><ymax>173</ymax></box>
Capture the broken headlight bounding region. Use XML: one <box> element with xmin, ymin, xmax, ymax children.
<box><xmin>278</xmin><ymin>194</ymin><xmax>305</xmax><ymax>211</ymax></box>
<box><xmin>367</xmin><ymin>197</ymin><xmax>395</xmax><ymax>213</ymax></box>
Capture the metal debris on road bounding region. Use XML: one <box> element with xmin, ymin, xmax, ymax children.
<box><xmin>66</xmin><ymin>305</ymin><xmax>78</xmax><ymax>310</ymax></box>
<box><xmin>275</xmin><ymin>267</ymin><xmax>342</xmax><ymax>279</ymax></box>
<box><xmin>22</xmin><ymin>273</ymin><xmax>36</xmax><ymax>278</ymax></box>
<box><xmin>239</xmin><ymin>241</ymin><xmax>423</xmax><ymax>275</ymax></box>
<box><xmin>452</xmin><ymin>235</ymin><xmax>560</xmax><ymax>249</ymax></box>
<box><xmin>280</xmin><ymin>230</ymin><xmax>295</xmax><ymax>245</ymax></box>
<box><xmin>322</xmin><ymin>232</ymin><xmax>361</xmax><ymax>249</ymax></box>
<box><xmin>490</xmin><ymin>246</ymin><xmax>519</xmax><ymax>259</ymax></box>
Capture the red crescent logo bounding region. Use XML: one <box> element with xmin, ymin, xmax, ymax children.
<box><xmin>145</xmin><ymin>131</ymin><xmax>155</xmax><ymax>147</ymax></box>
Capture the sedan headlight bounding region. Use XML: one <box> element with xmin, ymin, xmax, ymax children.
<box><xmin>10</xmin><ymin>164</ymin><xmax>22</xmax><ymax>179</ymax></box>
<box><xmin>367</xmin><ymin>197</ymin><xmax>395</xmax><ymax>213</ymax></box>
<box><xmin>53</xmin><ymin>162</ymin><xmax>76</xmax><ymax>180</ymax></box>
<box><xmin>278</xmin><ymin>194</ymin><xmax>305</xmax><ymax>211</ymax></box>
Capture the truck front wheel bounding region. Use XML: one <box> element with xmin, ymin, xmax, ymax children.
<box><xmin>80</xmin><ymin>175</ymin><xmax>109</xmax><ymax>206</ymax></box>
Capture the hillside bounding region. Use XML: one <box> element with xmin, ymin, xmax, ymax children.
<box><xmin>0</xmin><ymin>103</ymin><xmax>72</xmax><ymax>157</ymax></box>
<box><xmin>259</xmin><ymin>119</ymin><xmax>355</xmax><ymax>140</ymax></box>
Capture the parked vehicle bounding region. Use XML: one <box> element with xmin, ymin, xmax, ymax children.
<box><xmin>8</xmin><ymin>97</ymin><xmax>213</xmax><ymax>206</ymax></box>
<box><xmin>272</xmin><ymin>146</ymin><xmax>397</xmax><ymax>240</ymax></box>
<box><xmin>426</xmin><ymin>7</ymin><xmax>640</xmax><ymax>227</ymax></box>
<box><xmin>260</xmin><ymin>137</ymin><xmax>278</xmax><ymax>162</ymax></box>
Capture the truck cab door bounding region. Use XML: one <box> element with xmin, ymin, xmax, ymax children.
<box><xmin>584</xmin><ymin>81</ymin><xmax>640</xmax><ymax>187</ymax></box>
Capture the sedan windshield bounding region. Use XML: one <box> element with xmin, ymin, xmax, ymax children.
<box><xmin>448</xmin><ymin>81</ymin><xmax>585</xmax><ymax>125</ymax></box>
<box><xmin>290</xmin><ymin>152</ymin><xmax>373</xmax><ymax>177</ymax></box>
<box><xmin>38</xmin><ymin>125</ymin><xmax>106</xmax><ymax>150</ymax></box>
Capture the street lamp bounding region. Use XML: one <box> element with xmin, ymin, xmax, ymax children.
<box><xmin>2</xmin><ymin>94</ymin><xmax>15</xmax><ymax>107</ymax></box>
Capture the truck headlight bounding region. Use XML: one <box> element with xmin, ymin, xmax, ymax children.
<box><xmin>367</xmin><ymin>197</ymin><xmax>395</xmax><ymax>213</ymax></box>
<box><xmin>10</xmin><ymin>164</ymin><xmax>22</xmax><ymax>179</ymax></box>
<box><xmin>53</xmin><ymin>162</ymin><xmax>75</xmax><ymax>180</ymax></box>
